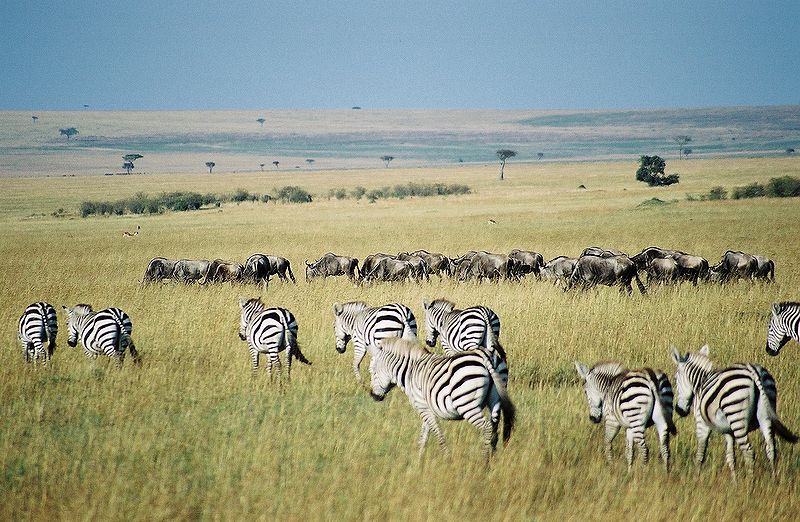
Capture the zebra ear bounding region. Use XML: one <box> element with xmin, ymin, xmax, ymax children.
<box><xmin>670</xmin><ymin>346</ymin><xmax>684</xmax><ymax>364</ymax></box>
<box><xmin>574</xmin><ymin>361</ymin><xmax>589</xmax><ymax>380</ymax></box>
<box><xmin>238</xmin><ymin>298</ymin><xmax>248</xmax><ymax>308</ymax></box>
<box><xmin>699</xmin><ymin>344</ymin><xmax>710</xmax><ymax>356</ymax></box>
<box><xmin>772</xmin><ymin>303</ymin><xmax>781</xmax><ymax>318</ymax></box>
<box><xmin>332</xmin><ymin>303</ymin><xmax>343</xmax><ymax>316</ymax></box>
<box><xmin>422</xmin><ymin>298</ymin><xmax>430</xmax><ymax>309</ymax></box>
<box><xmin>61</xmin><ymin>305</ymin><xmax>70</xmax><ymax>315</ymax></box>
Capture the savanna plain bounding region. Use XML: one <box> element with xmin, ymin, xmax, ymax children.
<box><xmin>1</xmin><ymin>156</ymin><xmax>799</xmax><ymax>520</ymax></box>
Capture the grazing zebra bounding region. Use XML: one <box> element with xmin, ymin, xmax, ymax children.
<box><xmin>671</xmin><ymin>344</ymin><xmax>798</xmax><ymax>476</ymax></box>
<box><xmin>574</xmin><ymin>361</ymin><xmax>677</xmax><ymax>471</ymax></box>
<box><xmin>369</xmin><ymin>337</ymin><xmax>515</xmax><ymax>460</ymax></box>
<box><xmin>238</xmin><ymin>298</ymin><xmax>310</xmax><ymax>380</ymax></box>
<box><xmin>18</xmin><ymin>302</ymin><xmax>58</xmax><ymax>363</ymax></box>
<box><xmin>63</xmin><ymin>304</ymin><xmax>140</xmax><ymax>367</ymax></box>
<box><xmin>333</xmin><ymin>301</ymin><xmax>417</xmax><ymax>381</ymax></box>
<box><xmin>766</xmin><ymin>302</ymin><xmax>800</xmax><ymax>356</ymax></box>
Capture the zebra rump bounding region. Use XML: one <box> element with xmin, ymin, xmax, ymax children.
<box><xmin>18</xmin><ymin>302</ymin><xmax>58</xmax><ymax>362</ymax></box>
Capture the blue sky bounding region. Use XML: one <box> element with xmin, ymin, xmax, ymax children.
<box><xmin>1</xmin><ymin>1</ymin><xmax>798</xmax><ymax>110</ymax></box>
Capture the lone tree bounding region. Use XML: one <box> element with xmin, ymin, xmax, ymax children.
<box><xmin>205</xmin><ymin>161</ymin><xmax>216</xmax><ymax>174</ymax></box>
<box><xmin>496</xmin><ymin>149</ymin><xmax>517</xmax><ymax>180</ymax></box>
<box><xmin>381</xmin><ymin>155</ymin><xmax>394</xmax><ymax>168</ymax></box>
<box><xmin>305</xmin><ymin>159</ymin><xmax>315</xmax><ymax>167</ymax></box>
<box><xmin>122</xmin><ymin>153</ymin><xmax>143</xmax><ymax>174</ymax></box>
<box><xmin>674</xmin><ymin>135</ymin><xmax>692</xmax><ymax>159</ymax></box>
<box><xmin>31</xmin><ymin>115</ymin><xmax>39</xmax><ymax>123</ymax></box>
<box><xmin>256</xmin><ymin>117</ymin><xmax>266</xmax><ymax>127</ymax></box>
<box><xmin>636</xmin><ymin>155</ymin><xmax>680</xmax><ymax>186</ymax></box>
<box><xmin>59</xmin><ymin>127</ymin><xmax>79</xmax><ymax>140</ymax></box>
<box><xmin>537</xmin><ymin>152</ymin><xmax>544</xmax><ymax>160</ymax></box>
<box><xmin>272</xmin><ymin>160</ymin><xmax>280</xmax><ymax>169</ymax></box>
<box><xmin>259</xmin><ymin>163</ymin><xmax>265</xmax><ymax>171</ymax></box>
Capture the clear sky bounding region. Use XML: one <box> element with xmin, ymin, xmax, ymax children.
<box><xmin>1</xmin><ymin>0</ymin><xmax>798</xmax><ymax>110</ymax></box>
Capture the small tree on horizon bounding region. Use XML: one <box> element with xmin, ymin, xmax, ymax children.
<box><xmin>674</xmin><ymin>135</ymin><xmax>692</xmax><ymax>159</ymax></box>
<box><xmin>537</xmin><ymin>152</ymin><xmax>544</xmax><ymax>160</ymax></box>
<box><xmin>272</xmin><ymin>161</ymin><xmax>280</xmax><ymax>170</ymax></box>
<box><xmin>256</xmin><ymin>117</ymin><xmax>266</xmax><ymax>127</ymax></box>
<box><xmin>259</xmin><ymin>163</ymin><xmax>265</xmax><ymax>171</ymax></box>
<box><xmin>205</xmin><ymin>161</ymin><xmax>216</xmax><ymax>174</ymax></box>
<box><xmin>496</xmin><ymin>149</ymin><xmax>517</xmax><ymax>180</ymax></box>
<box><xmin>59</xmin><ymin>127</ymin><xmax>79</xmax><ymax>140</ymax></box>
<box><xmin>306</xmin><ymin>159</ymin><xmax>315</xmax><ymax>167</ymax></box>
<box><xmin>381</xmin><ymin>155</ymin><xmax>394</xmax><ymax>168</ymax></box>
<box><xmin>122</xmin><ymin>153</ymin><xmax>143</xmax><ymax>174</ymax></box>
<box><xmin>636</xmin><ymin>155</ymin><xmax>680</xmax><ymax>186</ymax></box>
<box><xmin>31</xmin><ymin>115</ymin><xmax>39</xmax><ymax>123</ymax></box>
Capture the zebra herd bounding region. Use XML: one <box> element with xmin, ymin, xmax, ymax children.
<box><xmin>16</xmin><ymin>298</ymin><xmax>800</xmax><ymax>470</ymax></box>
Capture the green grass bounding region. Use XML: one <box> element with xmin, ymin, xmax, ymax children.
<box><xmin>1</xmin><ymin>157</ymin><xmax>800</xmax><ymax>520</ymax></box>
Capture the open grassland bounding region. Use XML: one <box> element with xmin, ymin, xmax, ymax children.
<box><xmin>1</xmin><ymin>157</ymin><xmax>800</xmax><ymax>520</ymax></box>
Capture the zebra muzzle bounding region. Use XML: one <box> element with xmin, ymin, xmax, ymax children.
<box><xmin>370</xmin><ymin>392</ymin><xmax>385</xmax><ymax>402</ymax></box>
<box><xmin>67</xmin><ymin>339</ymin><xmax>77</xmax><ymax>348</ymax></box>
<box><xmin>239</xmin><ymin>333</ymin><xmax>246</xmax><ymax>341</ymax></box>
<box><xmin>589</xmin><ymin>415</ymin><xmax>601</xmax><ymax>424</ymax></box>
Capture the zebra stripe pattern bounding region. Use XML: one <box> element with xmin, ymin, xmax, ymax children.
<box><xmin>18</xmin><ymin>302</ymin><xmax>58</xmax><ymax>363</ymax></box>
<box><xmin>333</xmin><ymin>301</ymin><xmax>417</xmax><ymax>381</ymax></box>
<box><xmin>671</xmin><ymin>344</ymin><xmax>798</xmax><ymax>476</ymax></box>
<box><xmin>369</xmin><ymin>337</ymin><xmax>515</xmax><ymax>460</ymax></box>
<box><xmin>239</xmin><ymin>298</ymin><xmax>310</xmax><ymax>379</ymax></box>
<box><xmin>63</xmin><ymin>304</ymin><xmax>140</xmax><ymax>366</ymax></box>
<box><xmin>575</xmin><ymin>361</ymin><xmax>677</xmax><ymax>471</ymax></box>
<box><xmin>766</xmin><ymin>302</ymin><xmax>800</xmax><ymax>356</ymax></box>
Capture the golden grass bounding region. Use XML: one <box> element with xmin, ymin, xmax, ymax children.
<box><xmin>1</xmin><ymin>157</ymin><xmax>800</xmax><ymax>520</ymax></box>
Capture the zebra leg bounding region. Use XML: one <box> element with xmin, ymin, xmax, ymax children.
<box><xmin>635</xmin><ymin>430</ymin><xmax>649</xmax><ymax>465</ymax></box>
<box><xmin>736</xmin><ymin>433</ymin><xmax>755</xmax><ymax>476</ymax></box>
<box><xmin>352</xmin><ymin>344</ymin><xmax>367</xmax><ymax>382</ymax></box>
<box><xmin>604</xmin><ymin>419</ymin><xmax>620</xmax><ymax>463</ymax></box>
<box><xmin>268</xmin><ymin>352</ymin><xmax>281</xmax><ymax>382</ymax></box>
<box><xmin>417</xmin><ymin>423</ymin><xmax>430</xmax><ymax>460</ymax></box>
<box><xmin>285</xmin><ymin>349</ymin><xmax>292</xmax><ymax>383</ymax></box>
<box><xmin>419</xmin><ymin>410</ymin><xmax>448</xmax><ymax>457</ymax></box>
<box><xmin>724</xmin><ymin>434</ymin><xmax>737</xmax><ymax>478</ymax></box>
<box><xmin>250</xmin><ymin>348</ymin><xmax>259</xmax><ymax>373</ymax></box>
<box><xmin>694</xmin><ymin>421</ymin><xmax>711</xmax><ymax>468</ymax></box>
<box><xmin>656</xmin><ymin>423</ymin><xmax>671</xmax><ymax>472</ymax></box>
<box><xmin>464</xmin><ymin>408</ymin><xmax>493</xmax><ymax>460</ymax></box>
<box><xmin>759</xmin><ymin>420</ymin><xmax>777</xmax><ymax>475</ymax></box>
<box><xmin>625</xmin><ymin>429</ymin><xmax>635</xmax><ymax>471</ymax></box>
<box><xmin>128</xmin><ymin>340</ymin><xmax>141</xmax><ymax>367</ymax></box>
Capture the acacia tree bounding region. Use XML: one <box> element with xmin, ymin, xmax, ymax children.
<box><xmin>205</xmin><ymin>161</ymin><xmax>216</xmax><ymax>173</ymax></box>
<box><xmin>674</xmin><ymin>135</ymin><xmax>692</xmax><ymax>159</ymax></box>
<box><xmin>256</xmin><ymin>117</ymin><xmax>266</xmax><ymax>127</ymax></box>
<box><xmin>272</xmin><ymin>160</ymin><xmax>280</xmax><ymax>169</ymax></box>
<box><xmin>381</xmin><ymin>155</ymin><xmax>394</xmax><ymax>168</ymax></box>
<box><xmin>496</xmin><ymin>149</ymin><xmax>517</xmax><ymax>180</ymax></box>
<box><xmin>259</xmin><ymin>163</ymin><xmax>265</xmax><ymax>171</ymax></box>
<box><xmin>537</xmin><ymin>152</ymin><xmax>544</xmax><ymax>160</ymax></box>
<box><xmin>306</xmin><ymin>159</ymin><xmax>315</xmax><ymax>167</ymax></box>
<box><xmin>31</xmin><ymin>115</ymin><xmax>39</xmax><ymax>123</ymax></box>
<box><xmin>59</xmin><ymin>127</ymin><xmax>79</xmax><ymax>140</ymax></box>
<box><xmin>636</xmin><ymin>155</ymin><xmax>679</xmax><ymax>186</ymax></box>
<box><xmin>122</xmin><ymin>153</ymin><xmax>143</xmax><ymax>174</ymax></box>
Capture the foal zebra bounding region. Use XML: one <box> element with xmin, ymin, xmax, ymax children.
<box><xmin>574</xmin><ymin>361</ymin><xmax>677</xmax><ymax>471</ymax></box>
<box><xmin>18</xmin><ymin>302</ymin><xmax>58</xmax><ymax>363</ymax></box>
<box><xmin>332</xmin><ymin>301</ymin><xmax>417</xmax><ymax>381</ymax></box>
<box><xmin>63</xmin><ymin>304</ymin><xmax>140</xmax><ymax>366</ymax></box>
<box><xmin>238</xmin><ymin>298</ymin><xmax>311</xmax><ymax>380</ymax></box>
<box><xmin>766</xmin><ymin>302</ymin><xmax>800</xmax><ymax>356</ymax></box>
<box><xmin>369</xmin><ymin>337</ymin><xmax>515</xmax><ymax>460</ymax></box>
<box><xmin>671</xmin><ymin>344</ymin><xmax>798</xmax><ymax>476</ymax></box>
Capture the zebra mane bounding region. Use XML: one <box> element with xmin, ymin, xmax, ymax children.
<box><xmin>777</xmin><ymin>301</ymin><xmax>800</xmax><ymax>310</ymax></box>
<box><xmin>687</xmin><ymin>351</ymin><xmax>714</xmax><ymax>373</ymax></box>
<box><xmin>380</xmin><ymin>337</ymin><xmax>431</xmax><ymax>361</ymax></box>
<box><xmin>431</xmin><ymin>298</ymin><xmax>455</xmax><ymax>311</ymax></box>
<box><xmin>72</xmin><ymin>304</ymin><xmax>94</xmax><ymax>315</ymax></box>
<box><xmin>342</xmin><ymin>301</ymin><xmax>368</xmax><ymax>313</ymax></box>
<box><xmin>243</xmin><ymin>297</ymin><xmax>264</xmax><ymax>312</ymax></box>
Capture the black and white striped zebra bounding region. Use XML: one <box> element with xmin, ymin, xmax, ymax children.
<box><xmin>369</xmin><ymin>337</ymin><xmax>515</xmax><ymax>460</ymax></box>
<box><xmin>18</xmin><ymin>302</ymin><xmax>58</xmax><ymax>363</ymax></box>
<box><xmin>332</xmin><ymin>301</ymin><xmax>417</xmax><ymax>381</ymax></box>
<box><xmin>574</xmin><ymin>361</ymin><xmax>677</xmax><ymax>471</ymax></box>
<box><xmin>671</xmin><ymin>344</ymin><xmax>798</xmax><ymax>476</ymax></box>
<box><xmin>238</xmin><ymin>298</ymin><xmax>310</xmax><ymax>379</ymax></box>
<box><xmin>766</xmin><ymin>302</ymin><xmax>800</xmax><ymax>356</ymax></box>
<box><xmin>63</xmin><ymin>304</ymin><xmax>140</xmax><ymax>367</ymax></box>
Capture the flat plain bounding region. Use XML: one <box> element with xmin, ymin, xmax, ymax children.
<box><xmin>1</xmin><ymin>139</ymin><xmax>800</xmax><ymax>519</ymax></box>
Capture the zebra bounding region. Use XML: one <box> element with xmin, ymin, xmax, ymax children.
<box><xmin>671</xmin><ymin>344</ymin><xmax>798</xmax><ymax>476</ymax></box>
<box><xmin>238</xmin><ymin>298</ymin><xmax>311</xmax><ymax>380</ymax></box>
<box><xmin>18</xmin><ymin>302</ymin><xmax>58</xmax><ymax>363</ymax></box>
<box><xmin>575</xmin><ymin>361</ymin><xmax>677</xmax><ymax>471</ymax></box>
<box><xmin>63</xmin><ymin>304</ymin><xmax>140</xmax><ymax>367</ymax></box>
<box><xmin>766</xmin><ymin>302</ymin><xmax>800</xmax><ymax>356</ymax></box>
<box><xmin>332</xmin><ymin>301</ymin><xmax>417</xmax><ymax>382</ymax></box>
<box><xmin>369</xmin><ymin>337</ymin><xmax>515</xmax><ymax>460</ymax></box>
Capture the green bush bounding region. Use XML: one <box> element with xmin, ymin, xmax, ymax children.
<box><xmin>80</xmin><ymin>201</ymin><xmax>96</xmax><ymax>217</ymax></box>
<box><xmin>766</xmin><ymin>176</ymin><xmax>800</xmax><ymax>197</ymax></box>
<box><xmin>231</xmin><ymin>189</ymin><xmax>257</xmax><ymax>202</ymax></box>
<box><xmin>275</xmin><ymin>186</ymin><xmax>313</xmax><ymax>203</ymax></box>
<box><xmin>707</xmin><ymin>186</ymin><xmax>727</xmax><ymax>200</ymax></box>
<box><xmin>731</xmin><ymin>182</ymin><xmax>766</xmax><ymax>199</ymax></box>
<box><xmin>351</xmin><ymin>186</ymin><xmax>367</xmax><ymax>200</ymax></box>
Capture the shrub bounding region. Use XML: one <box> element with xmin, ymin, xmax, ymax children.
<box><xmin>80</xmin><ymin>201</ymin><xmax>96</xmax><ymax>217</ymax></box>
<box><xmin>351</xmin><ymin>186</ymin><xmax>367</xmax><ymax>200</ymax></box>
<box><xmin>259</xmin><ymin>194</ymin><xmax>272</xmax><ymax>203</ymax></box>
<box><xmin>334</xmin><ymin>188</ymin><xmax>348</xmax><ymax>200</ymax></box>
<box><xmin>766</xmin><ymin>176</ymin><xmax>800</xmax><ymax>198</ymax></box>
<box><xmin>635</xmin><ymin>155</ymin><xmax>680</xmax><ymax>186</ymax></box>
<box><xmin>231</xmin><ymin>189</ymin><xmax>255</xmax><ymax>202</ymax></box>
<box><xmin>707</xmin><ymin>186</ymin><xmax>727</xmax><ymax>200</ymax></box>
<box><xmin>731</xmin><ymin>182</ymin><xmax>766</xmax><ymax>199</ymax></box>
<box><xmin>275</xmin><ymin>186</ymin><xmax>312</xmax><ymax>203</ymax></box>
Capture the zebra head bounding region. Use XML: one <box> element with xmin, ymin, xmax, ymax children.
<box><xmin>671</xmin><ymin>344</ymin><xmax>711</xmax><ymax>417</ymax></box>
<box><xmin>332</xmin><ymin>302</ymin><xmax>362</xmax><ymax>354</ymax></box>
<box><xmin>239</xmin><ymin>298</ymin><xmax>264</xmax><ymax>341</ymax></box>
<box><xmin>422</xmin><ymin>298</ymin><xmax>450</xmax><ymax>347</ymax></box>
<box><xmin>766</xmin><ymin>303</ymin><xmax>792</xmax><ymax>356</ymax></box>
<box><xmin>369</xmin><ymin>345</ymin><xmax>394</xmax><ymax>401</ymax></box>
<box><xmin>574</xmin><ymin>361</ymin><xmax>614</xmax><ymax>424</ymax></box>
<box><xmin>62</xmin><ymin>304</ymin><xmax>92</xmax><ymax>348</ymax></box>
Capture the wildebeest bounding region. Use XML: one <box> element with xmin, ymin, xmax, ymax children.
<box><xmin>508</xmin><ymin>249</ymin><xmax>544</xmax><ymax>278</ymax></box>
<box><xmin>646</xmin><ymin>257</ymin><xmax>680</xmax><ymax>286</ymax></box>
<box><xmin>754</xmin><ymin>255</ymin><xmax>775</xmax><ymax>282</ymax></box>
<box><xmin>568</xmin><ymin>255</ymin><xmax>646</xmax><ymax>295</ymax></box>
<box><xmin>142</xmin><ymin>257</ymin><xmax>178</xmax><ymax>284</ymax></box>
<box><xmin>363</xmin><ymin>257</ymin><xmax>415</xmax><ymax>282</ymax></box>
<box><xmin>204</xmin><ymin>259</ymin><xmax>243</xmax><ymax>284</ymax></box>
<box><xmin>361</xmin><ymin>253</ymin><xmax>396</xmax><ymax>277</ymax></box>
<box><xmin>581</xmin><ymin>247</ymin><xmax>627</xmax><ymax>258</ymax></box>
<box><xmin>540</xmin><ymin>256</ymin><xmax>578</xmax><ymax>285</ymax></box>
<box><xmin>409</xmin><ymin>250</ymin><xmax>451</xmax><ymax>278</ymax></box>
<box><xmin>630</xmin><ymin>247</ymin><xmax>685</xmax><ymax>270</ymax></box>
<box><xmin>671</xmin><ymin>254</ymin><xmax>709</xmax><ymax>285</ymax></box>
<box><xmin>461</xmin><ymin>252</ymin><xmax>515</xmax><ymax>282</ymax></box>
<box><xmin>305</xmin><ymin>253</ymin><xmax>360</xmax><ymax>282</ymax></box>
<box><xmin>396</xmin><ymin>252</ymin><xmax>431</xmax><ymax>281</ymax></box>
<box><xmin>172</xmin><ymin>259</ymin><xmax>211</xmax><ymax>284</ymax></box>
<box><xmin>243</xmin><ymin>253</ymin><xmax>296</xmax><ymax>285</ymax></box>
<box><xmin>711</xmin><ymin>250</ymin><xmax>758</xmax><ymax>282</ymax></box>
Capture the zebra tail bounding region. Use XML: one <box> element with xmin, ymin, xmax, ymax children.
<box><xmin>773</xmin><ymin>417</ymin><xmax>799</xmax><ymax>443</ymax></box>
<box><xmin>486</xmin><ymin>361</ymin><xmax>515</xmax><ymax>446</ymax></box>
<box><xmin>291</xmin><ymin>337</ymin><xmax>312</xmax><ymax>365</ymax></box>
<box><xmin>751</xmin><ymin>367</ymin><xmax>797</xmax><ymax>442</ymax></box>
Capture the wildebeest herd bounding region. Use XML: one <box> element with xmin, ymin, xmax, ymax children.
<box><xmin>16</xmin><ymin>243</ymin><xmax>798</xmax><ymax>473</ymax></box>
<box><xmin>141</xmin><ymin>247</ymin><xmax>775</xmax><ymax>295</ymax></box>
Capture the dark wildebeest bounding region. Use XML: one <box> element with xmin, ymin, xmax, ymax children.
<box><xmin>396</xmin><ymin>253</ymin><xmax>431</xmax><ymax>281</ymax></box>
<box><xmin>305</xmin><ymin>253</ymin><xmax>360</xmax><ymax>282</ymax></box>
<box><xmin>630</xmin><ymin>247</ymin><xmax>686</xmax><ymax>271</ymax></box>
<box><xmin>204</xmin><ymin>259</ymin><xmax>243</xmax><ymax>284</ymax></box>
<box><xmin>142</xmin><ymin>257</ymin><xmax>178</xmax><ymax>284</ymax></box>
<box><xmin>581</xmin><ymin>247</ymin><xmax>627</xmax><ymax>258</ymax></box>
<box><xmin>568</xmin><ymin>255</ymin><xmax>647</xmax><ymax>295</ymax></box>
<box><xmin>646</xmin><ymin>257</ymin><xmax>680</xmax><ymax>286</ymax></box>
<box><xmin>172</xmin><ymin>259</ymin><xmax>211</xmax><ymax>284</ymax></box>
<box><xmin>540</xmin><ymin>256</ymin><xmax>578</xmax><ymax>285</ymax></box>
<box><xmin>509</xmin><ymin>249</ymin><xmax>544</xmax><ymax>278</ymax></box>
<box><xmin>361</xmin><ymin>253</ymin><xmax>396</xmax><ymax>277</ymax></box>
<box><xmin>243</xmin><ymin>253</ymin><xmax>296</xmax><ymax>285</ymax></box>
<box><xmin>754</xmin><ymin>255</ymin><xmax>775</xmax><ymax>282</ymax></box>
<box><xmin>409</xmin><ymin>250</ymin><xmax>451</xmax><ymax>278</ymax></box>
<box><xmin>463</xmin><ymin>252</ymin><xmax>515</xmax><ymax>282</ymax></box>
<box><xmin>363</xmin><ymin>258</ymin><xmax>415</xmax><ymax>282</ymax></box>
<box><xmin>711</xmin><ymin>250</ymin><xmax>758</xmax><ymax>282</ymax></box>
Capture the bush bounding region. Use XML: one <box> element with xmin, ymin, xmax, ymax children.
<box><xmin>231</xmin><ymin>189</ymin><xmax>257</xmax><ymax>202</ymax></box>
<box><xmin>275</xmin><ymin>186</ymin><xmax>313</xmax><ymax>203</ymax></box>
<box><xmin>334</xmin><ymin>188</ymin><xmax>348</xmax><ymax>200</ymax></box>
<box><xmin>351</xmin><ymin>186</ymin><xmax>367</xmax><ymax>200</ymax></box>
<box><xmin>707</xmin><ymin>186</ymin><xmax>727</xmax><ymax>200</ymax></box>
<box><xmin>80</xmin><ymin>201</ymin><xmax>96</xmax><ymax>217</ymax></box>
<box><xmin>766</xmin><ymin>176</ymin><xmax>800</xmax><ymax>197</ymax></box>
<box><xmin>259</xmin><ymin>194</ymin><xmax>272</xmax><ymax>203</ymax></box>
<box><xmin>635</xmin><ymin>155</ymin><xmax>680</xmax><ymax>186</ymax></box>
<box><xmin>731</xmin><ymin>182</ymin><xmax>766</xmax><ymax>199</ymax></box>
